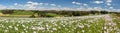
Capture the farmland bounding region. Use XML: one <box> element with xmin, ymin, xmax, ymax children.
<box><xmin>0</xmin><ymin>14</ymin><xmax>119</xmax><ymax>33</ymax></box>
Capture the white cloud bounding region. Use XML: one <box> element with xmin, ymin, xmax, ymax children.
<box><xmin>11</xmin><ymin>1</ymin><xmax>61</xmax><ymax>10</ymax></box>
<box><xmin>106</xmin><ymin>0</ymin><xmax>112</xmax><ymax>3</ymax></box>
<box><xmin>50</xmin><ymin>4</ymin><xmax>56</xmax><ymax>6</ymax></box>
<box><xmin>72</xmin><ymin>1</ymin><xmax>81</xmax><ymax>5</ymax></box>
<box><xmin>27</xmin><ymin>1</ymin><xmax>39</xmax><ymax>6</ymax></box>
<box><xmin>14</xmin><ymin>3</ymin><xmax>18</xmax><ymax>6</ymax></box>
<box><xmin>93</xmin><ymin>1</ymin><xmax>104</xmax><ymax>4</ymax></box>
<box><xmin>77</xmin><ymin>7</ymin><xmax>102</xmax><ymax>11</ymax></box>
<box><xmin>105</xmin><ymin>0</ymin><xmax>112</xmax><ymax>6</ymax></box>
<box><xmin>76</xmin><ymin>7</ymin><xmax>113</xmax><ymax>11</ymax></box>
<box><xmin>107</xmin><ymin>3</ymin><xmax>111</xmax><ymax>6</ymax></box>
<box><xmin>62</xmin><ymin>7</ymin><xmax>74</xmax><ymax>10</ymax></box>
<box><xmin>72</xmin><ymin>1</ymin><xmax>88</xmax><ymax>7</ymax></box>
<box><xmin>109</xmin><ymin>7</ymin><xmax>113</xmax><ymax>9</ymax></box>
<box><xmin>77</xmin><ymin>8</ymin><xmax>89</xmax><ymax>11</ymax></box>
<box><xmin>27</xmin><ymin>1</ymin><xmax>33</xmax><ymax>4</ymax></box>
<box><xmin>11</xmin><ymin>1</ymin><xmax>40</xmax><ymax>10</ymax></box>
<box><xmin>4</xmin><ymin>1</ymin><xmax>116</xmax><ymax>11</ymax></box>
<box><xmin>39</xmin><ymin>3</ymin><xmax>43</xmax><ymax>5</ymax></box>
<box><xmin>24</xmin><ymin>1</ymin><xmax>39</xmax><ymax>9</ymax></box>
<box><xmin>83</xmin><ymin>3</ymin><xmax>88</xmax><ymax>6</ymax></box>
<box><xmin>0</xmin><ymin>5</ymin><xmax>7</xmax><ymax>10</ymax></box>
<box><xmin>14</xmin><ymin>3</ymin><xmax>23</xmax><ymax>7</ymax></box>
<box><xmin>93</xmin><ymin>7</ymin><xmax>103</xmax><ymax>11</ymax></box>
<box><xmin>25</xmin><ymin>4</ymin><xmax>35</xmax><ymax>9</ymax></box>
<box><xmin>76</xmin><ymin>2</ymin><xmax>81</xmax><ymax>5</ymax></box>
<box><xmin>116</xmin><ymin>9</ymin><xmax>120</xmax><ymax>12</ymax></box>
<box><xmin>47</xmin><ymin>8</ymin><xmax>61</xmax><ymax>10</ymax></box>
<box><xmin>72</xmin><ymin>1</ymin><xmax>76</xmax><ymax>4</ymax></box>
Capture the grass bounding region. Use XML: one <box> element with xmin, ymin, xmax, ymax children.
<box><xmin>111</xmin><ymin>15</ymin><xmax>120</xmax><ymax>29</ymax></box>
<box><xmin>0</xmin><ymin>15</ymin><xmax>106</xmax><ymax>33</ymax></box>
<box><xmin>11</xmin><ymin>11</ymin><xmax>34</xmax><ymax>15</ymax></box>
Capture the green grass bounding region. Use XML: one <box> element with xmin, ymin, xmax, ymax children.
<box><xmin>111</xmin><ymin>15</ymin><xmax>120</xmax><ymax>29</ymax></box>
<box><xmin>0</xmin><ymin>16</ymin><xmax>106</xmax><ymax>33</ymax></box>
<box><xmin>11</xmin><ymin>11</ymin><xmax>34</xmax><ymax>15</ymax></box>
<box><xmin>105</xmin><ymin>14</ymin><xmax>120</xmax><ymax>33</ymax></box>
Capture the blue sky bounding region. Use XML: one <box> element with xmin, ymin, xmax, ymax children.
<box><xmin>0</xmin><ymin>0</ymin><xmax>120</xmax><ymax>11</ymax></box>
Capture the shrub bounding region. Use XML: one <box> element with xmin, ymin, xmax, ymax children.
<box><xmin>45</xmin><ymin>13</ymin><xmax>57</xmax><ymax>17</ymax></box>
<box><xmin>2</xmin><ymin>10</ymin><xmax>14</xmax><ymax>14</ymax></box>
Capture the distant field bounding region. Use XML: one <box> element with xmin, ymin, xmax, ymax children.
<box><xmin>11</xmin><ymin>11</ymin><xmax>34</xmax><ymax>15</ymax></box>
<box><xmin>0</xmin><ymin>14</ymin><xmax>119</xmax><ymax>33</ymax></box>
<box><xmin>0</xmin><ymin>10</ymin><xmax>111</xmax><ymax>18</ymax></box>
<box><xmin>0</xmin><ymin>11</ymin><xmax>34</xmax><ymax>18</ymax></box>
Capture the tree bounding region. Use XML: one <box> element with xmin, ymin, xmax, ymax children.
<box><xmin>100</xmin><ymin>10</ymin><xmax>108</xmax><ymax>14</ymax></box>
<box><xmin>2</xmin><ymin>10</ymin><xmax>14</xmax><ymax>14</ymax></box>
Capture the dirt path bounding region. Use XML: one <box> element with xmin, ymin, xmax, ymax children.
<box><xmin>104</xmin><ymin>14</ymin><xmax>120</xmax><ymax>33</ymax></box>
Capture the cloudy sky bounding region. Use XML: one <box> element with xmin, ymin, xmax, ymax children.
<box><xmin>0</xmin><ymin>0</ymin><xmax>120</xmax><ymax>11</ymax></box>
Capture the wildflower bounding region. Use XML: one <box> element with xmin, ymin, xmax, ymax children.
<box><xmin>22</xmin><ymin>32</ymin><xmax>24</xmax><ymax>33</ymax></box>
<box><xmin>33</xmin><ymin>31</ymin><xmax>36</xmax><ymax>33</ymax></box>
<box><xmin>32</xmin><ymin>27</ymin><xmax>36</xmax><ymax>30</ymax></box>
<box><xmin>4</xmin><ymin>30</ymin><xmax>8</xmax><ymax>32</ymax></box>
<box><xmin>22</xmin><ymin>25</ymin><xmax>25</xmax><ymax>27</ymax></box>
<box><xmin>82</xmin><ymin>30</ymin><xmax>85</xmax><ymax>33</ymax></box>
<box><xmin>79</xmin><ymin>25</ymin><xmax>84</xmax><ymax>28</ymax></box>
<box><xmin>53</xmin><ymin>28</ymin><xmax>57</xmax><ymax>30</ymax></box>
<box><xmin>9</xmin><ymin>26</ymin><xmax>13</xmax><ymax>28</ymax></box>
<box><xmin>14</xmin><ymin>27</ymin><xmax>18</xmax><ymax>31</ymax></box>
<box><xmin>38</xmin><ymin>27</ymin><xmax>45</xmax><ymax>30</ymax></box>
<box><xmin>50</xmin><ymin>31</ymin><xmax>53</xmax><ymax>32</ymax></box>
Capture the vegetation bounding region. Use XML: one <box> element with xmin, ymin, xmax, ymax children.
<box><xmin>0</xmin><ymin>10</ymin><xmax>111</xmax><ymax>18</ymax></box>
<box><xmin>0</xmin><ymin>10</ymin><xmax>120</xmax><ymax>33</ymax></box>
<box><xmin>0</xmin><ymin>15</ymin><xmax>106</xmax><ymax>33</ymax></box>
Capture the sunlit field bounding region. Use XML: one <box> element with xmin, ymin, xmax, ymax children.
<box><xmin>0</xmin><ymin>14</ymin><xmax>119</xmax><ymax>33</ymax></box>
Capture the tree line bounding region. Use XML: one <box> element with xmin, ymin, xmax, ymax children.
<box><xmin>0</xmin><ymin>10</ymin><xmax>114</xmax><ymax>18</ymax></box>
